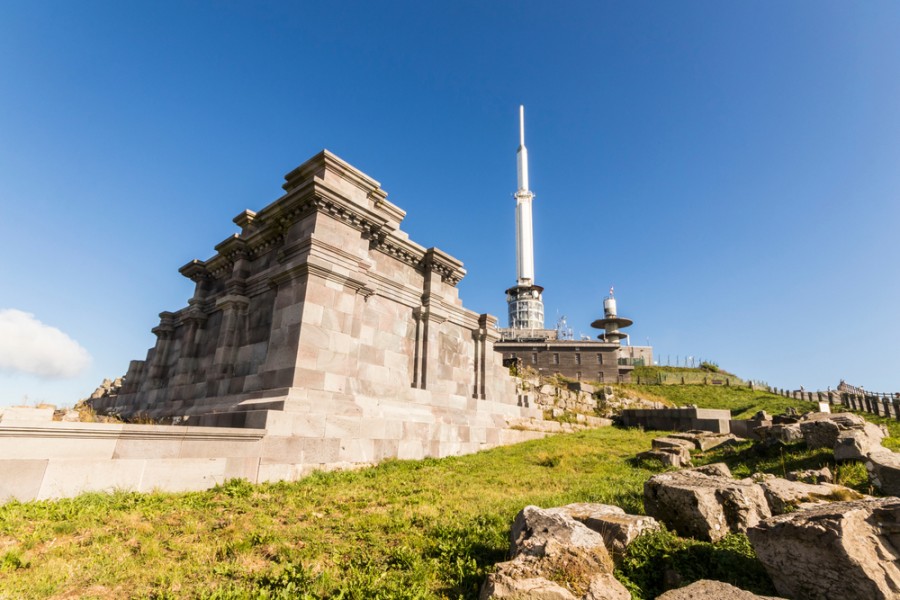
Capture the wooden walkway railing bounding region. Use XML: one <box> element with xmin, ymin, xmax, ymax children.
<box><xmin>768</xmin><ymin>385</ymin><xmax>900</xmax><ymax>420</ymax></box>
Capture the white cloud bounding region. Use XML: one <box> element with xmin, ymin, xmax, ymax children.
<box><xmin>0</xmin><ymin>309</ymin><xmax>92</xmax><ymax>379</ymax></box>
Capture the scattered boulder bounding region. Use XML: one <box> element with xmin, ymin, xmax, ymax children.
<box><xmin>798</xmin><ymin>417</ymin><xmax>841</xmax><ymax>449</ymax></box>
<box><xmin>481</xmin><ymin>573</ymin><xmax>577</xmax><ymax>600</ymax></box>
<box><xmin>482</xmin><ymin>506</ymin><xmax>630</xmax><ymax>600</ymax></box>
<box><xmin>546</xmin><ymin>503</ymin><xmax>660</xmax><ymax>563</ymax></box>
<box><xmin>656</xmin><ymin>580</ymin><xmax>786</xmax><ymax>600</ymax></box>
<box><xmin>772</xmin><ymin>408</ymin><xmax>800</xmax><ymax>424</ymax></box>
<box><xmin>747</xmin><ymin>497</ymin><xmax>900</xmax><ymax>600</ymax></box>
<box><xmin>652</xmin><ymin>437</ymin><xmax>697</xmax><ymax>451</ymax></box>
<box><xmin>690</xmin><ymin>462</ymin><xmax>733</xmax><ymax>478</ymax></box>
<box><xmin>644</xmin><ymin>464</ymin><xmax>771</xmax><ymax>541</ymax></box>
<box><xmin>834</xmin><ymin>422</ymin><xmax>888</xmax><ymax>461</ymax></box>
<box><xmin>583</xmin><ymin>574</ymin><xmax>630</xmax><ymax>600</ymax></box>
<box><xmin>798</xmin><ymin>412</ymin><xmax>867</xmax><ymax>448</ymax></box>
<box><xmin>753</xmin><ymin>473</ymin><xmax>864</xmax><ymax>515</ymax></box>
<box><xmin>785</xmin><ymin>466</ymin><xmax>832</xmax><ymax>484</ymax></box>
<box><xmin>637</xmin><ymin>447</ymin><xmax>692</xmax><ymax>468</ymax></box>
<box><xmin>865</xmin><ymin>450</ymin><xmax>900</xmax><ymax>496</ymax></box>
<box><xmin>753</xmin><ymin>423</ymin><xmax>802</xmax><ymax>444</ymax></box>
<box><xmin>668</xmin><ymin>432</ymin><xmax>738</xmax><ymax>451</ymax></box>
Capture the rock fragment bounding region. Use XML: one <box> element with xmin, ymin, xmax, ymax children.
<box><xmin>747</xmin><ymin>497</ymin><xmax>900</xmax><ymax>600</ymax></box>
<box><xmin>644</xmin><ymin>464</ymin><xmax>771</xmax><ymax>542</ymax></box>
<box><xmin>656</xmin><ymin>580</ymin><xmax>787</xmax><ymax>600</ymax></box>
<box><xmin>482</xmin><ymin>506</ymin><xmax>630</xmax><ymax>600</ymax></box>
<box><xmin>546</xmin><ymin>503</ymin><xmax>660</xmax><ymax>563</ymax></box>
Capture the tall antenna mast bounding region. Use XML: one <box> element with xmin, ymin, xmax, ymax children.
<box><xmin>515</xmin><ymin>105</ymin><xmax>534</xmax><ymax>285</ymax></box>
<box><xmin>506</xmin><ymin>105</ymin><xmax>544</xmax><ymax>331</ymax></box>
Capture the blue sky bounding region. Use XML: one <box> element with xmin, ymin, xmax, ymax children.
<box><xmin>2</xmin><ymin>1</ymin><xmax>900</xmax><ymax>406</ymax></box>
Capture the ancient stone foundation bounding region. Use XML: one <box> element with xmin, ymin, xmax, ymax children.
<box><xmin>1</xmin><ymin>151</ymin><xmax>549</xmax><ymax>501</ymax></box>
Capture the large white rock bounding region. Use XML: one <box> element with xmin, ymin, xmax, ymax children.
<box><xmin>753</xmin><ymin>473</ymin><xmax>864</xmax><ymax>514</ymax></box>
<box><xmin>545</xmin><ymin>503</ymin><xmax>660</xmax><ymax>563</ymax></box>
<box><xmin>747</xmin><ymin>497</ymin><xmax>900</xmax><ymax>600</ymax></box>
<box><xmin>866</xmin><ymin>449</ymin><xmax>900</xmax><ymax>496</ymax></box>
<box><xmin>481</xmin><ymin>506</ymin><xmax>630</xmax><ymax>600</ymax></box>
<box><xmin>656</xmin><ymin>580</ymin><xmax>786</xmax><ymax>600</ymax></box>
<box><xmin>834</xmin><ymin>422</ymin><xmax>888</xmax><ymax>461</ymax></box>
<box><xmin>644</xmin><ymin>465</ymin><xmax>771</xmax><ymax>542</ymax></box>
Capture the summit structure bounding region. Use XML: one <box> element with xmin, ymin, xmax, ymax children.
<box><xmin>495</xmin><ymin>107</ymin><xmax>651</xmax><ymax>381</ymax></box>
<box><xmin>506</xmin><ymin>105</ymin><xmax>544</xmax><ymax>332</ymax></box>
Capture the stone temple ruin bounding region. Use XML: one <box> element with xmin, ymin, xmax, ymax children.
<box><xmin>0</xmin><ymin>151</ymin><xmax>549</xmax><ymax>501</ymax></box>
<box><xmin>91</xmin><ymin>149</ymin><xmax>527</xmax><ymax>433</ymax></box>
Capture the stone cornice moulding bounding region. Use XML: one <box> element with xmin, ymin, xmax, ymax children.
<box><xmin>268</xmin><ymin>258</ymin><xmax>375</xmax><ymax>299</ymax></box>
<box><xmin>0</xmin><ymin>424</ymin><xmax>266</xmax><ymax>441</ymax></box>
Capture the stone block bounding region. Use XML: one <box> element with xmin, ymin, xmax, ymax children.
<box><xmin>0</xmin><ymin>424</ymin><xmax>123</xmax><ymax>460</ymax></box>
<box><xmin>302</xmin><ymin>437</ymin><xmax>341</xmax><ymax>464</ymax></box>
<box><xmin>0</xmin><ymin>459</ymin><xmax>48</xmax><ymax>502</ymax></box>
<box><xmin>397</xmin><ymin>439</ymin><xmax>425</xmax><ymax>460</ymax></box>
<box><xmin>260</xmin><ymin>436</ymin><xmax>305</xmax><ymax>464</ymax></box>
<box><xmin>373</xmin><ymin>439</ymin><xmax>400</xmax><ymax>461</ymax></box>
<box><xmin>256</xmin><ymin>462</ymin><xmax>305</xmax><ymax>483</ymax></box>
<box><xmin>113</xmin><ymin>434</ymin><xmax>185</xmax><ymax>460</ymax></box>
<box><xmin>338</xmin><ymin>438</ymin><xmax>375</xmax><ymax>463</ymax></box>
<box><xmin>224</xmin><ymin>456</ymin><xmax>261</xmax><ymax>481</ymax></box>
<box><xmin>0</xmin><ymin>407</ymin><xmax>55</xmax><ymax>422</ymax></box>
<box><xmin>325</xmin><ymin>415</ymin><xmax>362</xmax><ymax>439</ymax></box>
<box><xmin>37</xmin><ymin>459</ymin><xmax>145</xmax><ymax>500</ymax></box>
<box><xmin>139</xmin><ymin>458</ymin><xmax>232</xmax><ymax>492</ymax></box>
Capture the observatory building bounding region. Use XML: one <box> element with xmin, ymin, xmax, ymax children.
<box><xmin>494</xmin><ymin>107</ymin><xmax>650</xmax><ymax>382</ymax></box>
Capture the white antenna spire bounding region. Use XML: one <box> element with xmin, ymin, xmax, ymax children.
<box><xmin>507</xmin><ymin>104</ymin><xmax>544</xmax><ymax>331</ymax></box>
<box><xmin>515</xmin><ymin>105</ymin><xmax>534</xmax><ymax>285</ymax></box>
<box><xmin>519</xmin><ymin>105</ymin><xmax>525</xmax><ymax>147</ymax></box>
<box><xmin>516</xmin><ymin>105</ymin><xmax>529</xmax><ymax>192</ymax></box>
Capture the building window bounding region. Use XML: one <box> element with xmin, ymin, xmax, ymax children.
<box><xmin>575</xmin><ymin>353</ymin><xmax>581</xmax><ymax>365</ymax></box>
<box><xmin>597</xmin><ymin>354</ymin><xmax>603</xmax><ymax>365</ymax></box>
<box><xmin>532</xmin><ymin>353</ymin><xmax>537</xmax><ymax>364</ymax></box>
<box><xmin>576</xmin><ymin>371</ymin><xmax>582</xmax><ymax>380</ymax></box>
<box><xmin>598</xmin><ymin>372</ymin><xmax>604</xmax><ymax>382</ymax></box>
<box><xmin>553</xmin><ymin>353</ymin><xmax>559</xmax><ymax>365</ymax></box>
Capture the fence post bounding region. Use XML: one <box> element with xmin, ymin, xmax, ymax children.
<box><xmin>893</xmin><ymin>397</ymin><xmax>900</xmax><ymax>422</ymax></box>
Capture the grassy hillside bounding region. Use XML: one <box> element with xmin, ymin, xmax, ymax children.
<box><xmin>1</xmin><ymin>379</ymin><xmax>894</xmax><ymax>599</ymax></box>
<box><xmin>622</xmin><ymin>384</ymin><xmax>817</xmax><ymax>419</ymax></box>
<box><xmin>0</xmin><ymin>428</ymin><xmax>661</xmax><ymax>599</ymax></box>
<box><xmin>630</xmin><ymin>365</ymin><xmax>747</xmax><ymax>386</ymax></box>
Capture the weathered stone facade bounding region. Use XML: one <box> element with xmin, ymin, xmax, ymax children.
<box><xmin>88</xmin><ymin>151</ymin><xmax>542</xmax><ymax>469</ymax></box>
<box><xmin>495</xmin><ymin>340</ymin><xmax>630</xmax><ymax>382</ymax></box>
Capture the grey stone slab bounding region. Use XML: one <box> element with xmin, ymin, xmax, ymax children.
<box><xmin>37</xmin><ymin>459</ymin><xmax>145</xmax><ymax>500</ymax></box>
<box><xmin>0</xmin><ymin>459</ymin><xmax>48</xmax><ymax>502</ymax></box>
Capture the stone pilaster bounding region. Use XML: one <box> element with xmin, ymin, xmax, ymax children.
<box><xmin>148</xmin><ymin>312</ymin><xmax>177</xmax><ymax>385</ymax></box>
<box><xmin>212</xmin><ymin>294</ymin><xmax>249</xmax><ymax>377</ymax></box>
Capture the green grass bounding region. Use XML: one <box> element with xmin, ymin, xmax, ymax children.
<box><xmin>616</xmin><ymin>530</ymin><xmax>775</xmax><ymax>599</ymax></box>
<box><xmin>630</xmin><ymin>366</ymin><xmax>746</xmax><ymax>386</ymax></box>
<box><xmin>0</xmin><ymin>427</ymin><xmax>662</xmax><ymax>600</ymax></box>
<box><xmin>3</xmin><ymin>380</ymin><xmax>896</xmax><ymax>599</ymax></box>
<box><xmin>623</xmin><ymin>384</ymin><xmax>817</xmax><ymax>419</ymax></box>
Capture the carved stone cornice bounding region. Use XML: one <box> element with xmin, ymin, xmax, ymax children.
<box><xmin>268</xmin><ymin>259</ymin><xmax>374</xmax><ymax>299</ymax></box>
<box><xmin>179</xmin><ymin>260</ymin><xmax>211</xmax><ymax>283</ymax></box>
<box><xmin>215</xmin><ymin>294</ymin><xmax>250</xmax><ymax>310</ymax></box>
<box><xmin>151</xmin><ymin>312</ymin><xmax>177</xmax><ymax>337</ymax></box>
<box><xmin>422</xmin><ymin>247</ymin><xmax>466</xmax><ymax>287</ymax></box>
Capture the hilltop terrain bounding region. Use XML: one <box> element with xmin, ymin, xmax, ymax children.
<box><xmin>0</xmin><ymin>370</ymin><xmax>895</xmax><ymax>599</ymax></box>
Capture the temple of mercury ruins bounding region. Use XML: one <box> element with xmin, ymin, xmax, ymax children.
<box><xmin>0</xmin><ymin>151</ymin><xmax>545</xmax><ymax>501</ymax></box>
